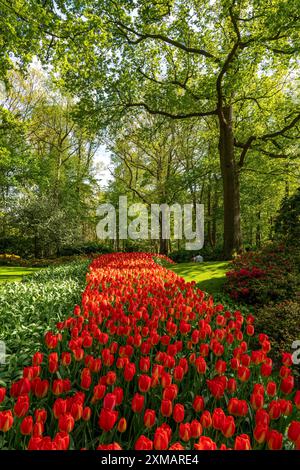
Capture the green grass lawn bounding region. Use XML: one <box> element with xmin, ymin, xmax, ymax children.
<box><xmin>0</xmin><ymin>266</ymin><xmax>41</xmax><ymax>283</ymax></box>
<box><xmin>168</xmin><ymin>261</ymin><xmax>229</xmax><ymax>294</ymax></box>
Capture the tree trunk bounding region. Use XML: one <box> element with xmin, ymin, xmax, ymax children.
<box><xmin>218</xmin><ymin>105</ymin><xmax>242</xmax><ymax>259</ymax></box>
<box><xmin>256</xmin><ymin>211</ymin><xmax>261</xmax><ymax>247</ymax></box>
<box><xmin>159</xmin><ymin>213</ymin><xmax>168</xmax><ymax>255</ymax></box>
<box><xmin>211</xmin><ymin>179</ymin><xmax>218</xmax><ymax>248</ymax></box>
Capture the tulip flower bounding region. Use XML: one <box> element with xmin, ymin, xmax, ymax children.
<box><xmin>135</xmin><ymin>435</ymin><xmax>153</xmax><ymax>450</ymax></box>
<box><xmin>144</xmin><ymin>409</ymin><xmax>156</xmax><ymax>428</ymax></box>
<box><xmin>98</xmin><ymin>409</ymin><xmax>118</xmax><ymax>432</ymax></box>
<box><xmin>0</xmin><ymin>410</ymin><xmax>14</xmax><ymax>432</ymax></box>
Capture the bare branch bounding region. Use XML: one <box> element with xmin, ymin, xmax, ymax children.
<box><xmin>124</xmin><ymin>102</ymin><xmax>217</xmax><ymax>119</ymax></box>
<box><xmin>113</xmin><ymin>19</ymin><xmax>219</xmax><ymax>62</ymax></box>
<box><xmin>260</xmin><ymin>113</ymin><xmax>300</xmax><ymax>140</ymax></box>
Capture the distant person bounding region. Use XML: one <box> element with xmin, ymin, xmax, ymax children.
<box><xmin>192</xmin><ymin>254</ymin><xmax>203</xmax><ymax>263</ymax></box>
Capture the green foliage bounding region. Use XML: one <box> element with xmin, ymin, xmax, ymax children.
<box><xmin>59</xmin><ymin>242</ymin><xmax>112</xmax><ymax>256</ymax></box>
<box><xmin>224</xmin><ymin>244</ymin><xmax>300</xmax><ymax>305</ymax></box>
<box><xmin>0</xmin><ymin>260</ymin><xmax>89</xmax><ymax>385</ymax></box>
<box><xmin>275</xmin><ymin>187</ymin><xmax>300</xmax><ymax>243</ymax></box>
<box><xmin>255</xmin><ymin>301</ymin><xmax>300</xmax><ymax>363</ymax></box>
<box><xmin>169</xmin><ymin>250</ymin><xmax>194</xmax><ymax>263</ymax></box>
<box><xmin>0</xmin><ymin>266</ymin><xmax>41</xmax><ymax>283</ymax></box>
<box><xmin>0</xmin><ymin>68</ymin><xmax>102</xmax><ymax>258</ymax></box>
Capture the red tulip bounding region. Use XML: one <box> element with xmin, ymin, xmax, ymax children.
<box><xmin>279</xmin><ymin>399</ymin><xmax>293</xmax><ymax>416</ymax></box>
<box><xmin>139</xmin><ymin>357</ymin><xmax>150</xmax><ymax>372</ymax></box>
<box><xmin>288</xmin><ymin>421</ymin><xmax>300</xmax><ymax>444</ymax></box>
<box><xmin>268</xmin><ymin>401</ymin><xmax>281</xmax><ymax>420</ymax></box>
<box><xmin>227</xmin><ymin>378</ymin><xmax>237</xmax><ymax>394</ymax></box>
<box><xmin>250</xmin><ymin>392</ymin><xmax>264</xmax><ymax>410</ymax></box>
<box><xmin>195</xmin><ymin>357</ymin><xmax>207</xmax><ymax>374</ymax></box>
<box><xmin>82</xmin><ymin>407</ymin><xmax>91</xmax><ymax>421</ymax></box>
<box><xmin>163</xmin><ymin>384</ymin><xmax>178</xmax><ymax>401</ymax></box>
<box><xmin>52</xmin><ymin>379</ymin><xmax>64</xmax><ymax>396</ymax></box>
<box><xmin>61</xmin><ymin>352</ymin><xmax>71</xmax><ymax>367</ymax></box>
<box><xmin>190</xmin><ymin>420</ymin><xmax>202</xmax><ymax>439</ymax></box>
<box><xmin>53</xmin><ymin>398</ymin><xmax>67</xmax><ymax>419</ymax></box>
<box><xmin>144</xmin><ymin>409</ymin><xmax>156</xmax><ymax>428</ymax></box>
<box><xmin>135</xmin><ymin>435</ymin><xmax>153</xmax><ymax>450</ymax></box>
<box><xmin>212</xmin><ymin>408</ymin><xmax>226</xmax><ymax>430</ymax></box>
<box><xmin>266</xmin><ymin>381</ymin><xmax>277</xmax><ymax>397</ymax></box>
<box><xmin>173</xmin><ymin>366</ymin><xmax>184</xmax><ymax>382</ymax></box>
<box><xmin>28</xmin><ymin>436</ymin><xmax>43</xmax><ymax>450</ymax></box>
<box><xmin>173</xmin><ymin>403</ymin><xmax>185</xmax><ymax>423</ymax></box>
<box><xmin>279</xmin><ymin>366</ymin><xmax>291</xmax><ymax>379</ymax></box>
<box><xmin>261</xmin><ymin>363</ymin><xmax>272</xmax><ymax>377</ymax></box>
<box><xmin>124</xmin><ymin>362</ymin><xmax>136</xmax><ymax>381</ymax></box>
<box><xmin>193</xmin><ymin>395</ymin><xmax>205</xmax><ymax>412</ymax></box>
<box><xmin>194</xmin><ymin>436</ymin><xmax>217</xmax><ymax>450</ymax></box>
<box><xmin>58</xmin><ymin>413</ymin><xmax>75</xmax><ymax>433</ymax></box>
<box><xmin>54</xmin><ymin>431</ymin><xmax>70</xmax><ymax>450</ymax></box>
<box><xmin>70</xmin><ymin>403</ymin><xmax>83</xmax><ymax>421</ymax></box>
<box><xmin>0</xmin><ymin>410</ymin><xmax>13</xmax><ymax>432</ymax></box>
<box><xmin>14</xmin><ymin>395</ymin><xmax>30</xmax><ymax>418</ymax></box>
<box><xmin>179</xmin><ymin>423</ymin><xmax>191</xmax><ymax>442</ymax></box>
<box><xmin>267</xmin><ymin>430</ymin><xmax>283</xmax><ymax>450</ymax></box>
<box><xmin>20</xmin><ymin>416</ymin><xmax>33</xmax><ymax>435</ymax></box>
<box><xmin>103</xmin><ymin>393</ymin><xmax>117</xmax><ymax>411</ymax></box>
<box><xmin>80</xmin><ymin>368</ymin><xmax>92</xmax><ymax>390</ymax></box>
<box><xmin>237</xmin><ymin>365</ymin><xmax>250</xmax><ymax>382</ymax></box>
<box><xmin>34</xmin><ymin>409</ymin><xmax>47</xmax><ymax>423</ymax></box>
<box><xmin>138</xmin><ymin>375</ymin><xmax>151</xmax><ymax>393</ymax></box>
<box><xmin>73</xmin><ymin>348</ymin><xmax>84</xmax><ymax>361</ymax></box>
<box><xmin>34</xmin><ymin>379</ymin><xmax>49</xmax><ymax>398</ymax></box>
<box><xmin>215</xmin><ymin>359</ymin><xmax>226</xmax><ymax>375</ymax></box>
<box><xmin>131</xmin><ymin>393</ymin><xmax>144</xmax><ymax>413</ymax></box>
<box><xmin>161</xmin><ymin>399</ymin><xmax>173</xmax><ymax>417</ymax></box>
<box><xmin>200</xmin><ymin>411</ymin><xmax>212</xmax><ymax>428</ymax></box>
<box><xmin>154</xmin><ymin>427</ymin><xmax>169</xmax><ymax>450</ymax></box>
<box><xmin>161</xmin><ymin>372</ymin><xmax>172</xmax><ymax>388</ymax></box>
<box><xmin>234</xmin><ymin>434</ymin><xmax>251</xmax><ymax>450</ymax></box>
<box><xmin>222</xmin><ymin>416</ymin><xmax>235</xmax><ymax>438</ymax></box>
<box><xmin>32</xmin><ymin>352</ymin><xmax>44</xmax><ymax>366</ymax></box>
<box><xmin>255</xmin><ymin>409</ymin><xmax>270</xmax><ymax>426</ymax></box>
<box><xmin>282</xmin><ymin>353</ymin><xmax>293</xmax><ymax>367</ymax></box>
<box><xmin>280</xmin><ymin>375</ymin><xmax>294</xmax><ymax>395</ymax></box>
<box><xmin>117</xmin><ymin>417</ymin><xmax>127</xmax><ymax>433</ymax></box>
<box><xmin>48</xmin><ymin>352</ymin><xmax>58</xmax><ymax>373</ymax></box>
<box><xmin>254</xmin><ymin>424</ymin><xmax>268</xmax><ymax>444</ymax></box>
<box><xmin>98</xmin><ymin>408</ymin><xmax>118</xmax><ymax>432</ymax></box>
<box><xmin>92</xmin><ymin>384</ymin><xmax>106</xmax><ymax>403</ymax></box>
<box><xmin>0</xmin><ymin>387</ymin><xmax>6</xmax><ymax>404</ymax></box>
<box><xmin>169</xmin><ymin>442</ymin><xmax>185</xmax><ymax>450</ymax></box>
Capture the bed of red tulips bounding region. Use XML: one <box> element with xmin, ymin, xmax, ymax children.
<box><xmin>0</xmin><ymin>252</ymin><xmax>299</xmax><ymax>450</ymax></box>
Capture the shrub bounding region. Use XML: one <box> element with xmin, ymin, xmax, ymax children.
<box><xmin>59</xmin><ymin>242</ymin><xmax>112</xmax><ymax>257</ymax></box>
<box><xmin>275</xmin><ymin>187</ymin><xmax>300</xmax><ymax>244</ymax></box>
<box><xmin>0</xmin><ymin>254</ymin><xmax>22</xmax><ymax>265</ymax></box>
<box><xmin>224</xmin><ymin>243</ymin><xmax>300</xmax><ymax>305</ymax></box>
<box><xmin>0</xmin><ymin>260</ymin><xmax>89</xmax><ymax>384</ymax></box>
<box><xmin>168</xmin><ymin>249</ymin><xmax>193</xmax><ymax>262</ymax></box>
<box><xmin>254</xmin><ymin>301</ymin><xmax>300</xmax><ymax>363</ymax></box>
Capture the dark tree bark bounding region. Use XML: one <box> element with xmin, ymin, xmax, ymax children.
<box><xmin>218</xmin><ymin>105</ymin><xmax>242</xmax><ymax>259</ymax></box>
<box><xmin>159</xmin><ymin>212</ymin><xmax>169</xmax><ymax>255</ymax></box>
<box><xmin>256</xmin><ymin>211</ymin><xmax>261</xmax><ymax>247</ymax></box>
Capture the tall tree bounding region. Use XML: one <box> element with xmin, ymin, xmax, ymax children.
<box><xmin>47</xmin><ymin>0</ymin><xmax>300</xmax><ymax>257</ymax></box>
